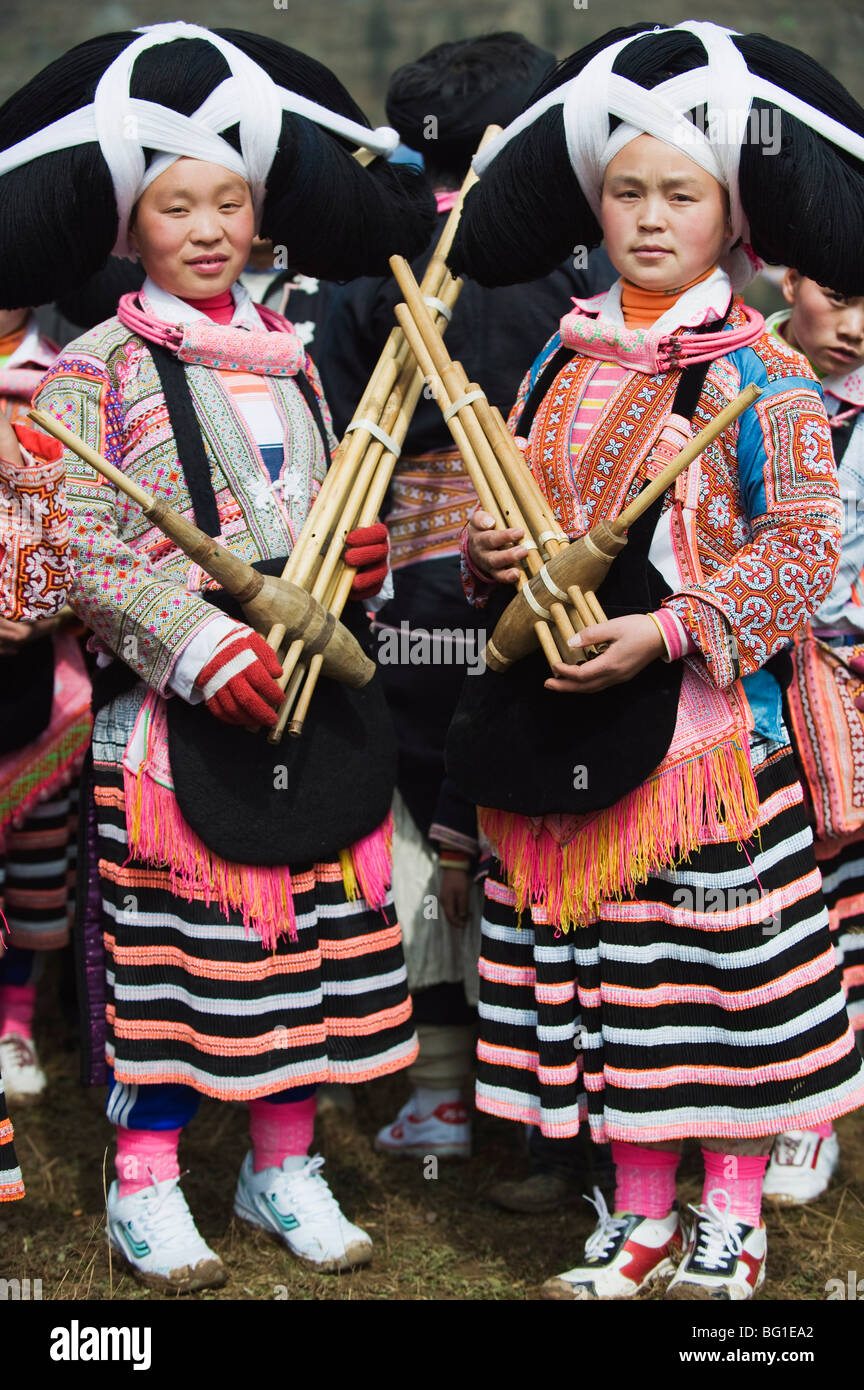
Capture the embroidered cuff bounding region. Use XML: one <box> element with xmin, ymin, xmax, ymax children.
<box><xmin>429</xmin><ymin>820</ymin><xmax>479</xmax><ymax>860</ymax></box>
<box><xmin>439</xmin><ymin>851</ymin><xmax>472</xmax><ymax>872</ymax></box>
<box><xmin>0</xmin><ymin>446</ymin><xmax>64</xmax><ymax>489</ymax></box>
<box><xmin>459</xmin><ymin>523</ymin><xmax>494</xmax><ymax>609</ymax></box>
<box><xmin>461</xmin><ymin>521</ymin><xmax>496</xmax><ymax>583</ymax></box>
<box><xmin>664</xmin><ymin>593</ymin><xmax>740</xmax><ymax>687</ymax></box>
<box><xmin>649</xmin><ymin>607</ymin><xmax>695</xmax><ymax>663</ymax></box>
<box><xmin>169</xmin><ymin>610</ymin><xmax>241</xmax><ymax>703</ymax></box>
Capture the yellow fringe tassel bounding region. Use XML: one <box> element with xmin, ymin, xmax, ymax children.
<box><xmin>480</xmin><ymin>738</ymin><xmax>760</xmax><ymax>933</ymax></box>
<box><xmin>340</xmin><ymin>847</ymin><xmax>359</xmax><ymax>902</ymax></box>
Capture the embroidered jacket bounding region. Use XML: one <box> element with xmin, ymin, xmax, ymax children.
<box><xmin>35</xmin><ymin>310</ymin><xmax>335</xmax><ymax>695</ymax></box>
<box><xmin>1</xmin><ymin>316</ymin><xmax>68</xmax><ymax>620</ymax></box>
<box><xmin>764</xmin><ymin>310</ymin><xmax>864</xmax><ymax>634</ymax></box>
<box><xmin>463</xmin><ymin>289</ymin><xmax>842</xmax><ymax>692</ymax></box>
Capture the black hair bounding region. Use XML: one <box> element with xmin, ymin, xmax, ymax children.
<box><xmin>449</xmin><ymin>24</ymin><xmax>864</xmax><ymax>295</ymax></box>
<box><xmin>385</xmin><ymin>32</ymin><xmax>557</xmax><ymax>187</ymax></box>
<box><xmin>0</xmin><ymin>28</ymin><xmax>436</xmax><ymax>308</ymax></box>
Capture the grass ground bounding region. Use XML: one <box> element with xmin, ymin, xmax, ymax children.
<box><xmin>2</xmin><ymin>989</ymin><xmax>864</xmax><ymax>1303</ymax></box>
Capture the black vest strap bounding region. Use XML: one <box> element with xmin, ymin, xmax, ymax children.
<box><xmin>293</xmin><ymin>370</ymin><xmax>332</xmax><ymax>472</ymax></box>
<box><xmin>514</xmin><ymin>346</ymin><xmax>575</xmax><ymax>443</ymax></box>
<box><xmin>148</xmin><ymin>343</ymin><xmax>221</xmax><ymax>537</ymax></box>
<box><xmin>148</xmin><ymin>341</ymin><xmax>332</xmax><ymax>539</ymax></box>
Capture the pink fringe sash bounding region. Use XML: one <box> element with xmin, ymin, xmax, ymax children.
<box><xmin>480</xmin><ymin>662</ymin><xmax>760</xmax><ymax>931</ymax></box>
<box><xmin>122</xmin><ymin>692</ymin><xmax>392</xmax><ymax>949</ymax></box>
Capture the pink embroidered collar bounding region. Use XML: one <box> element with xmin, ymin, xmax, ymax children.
<box><xmin>559</xmin><ymin>298</ymin><xmax>765</xmax><ymax>374</ymax></box>
<box><xmin>117</xmin><ymin>292</ymin><xmax>306</xmax><ymax>377</ymax></box>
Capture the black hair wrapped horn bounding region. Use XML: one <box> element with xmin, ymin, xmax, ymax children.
<box><xmin>449</xmin><ymin>23</ymin><xmax>864</xmax><ymax>296</ymax></box>
<box><xmin>0</xmin><ymin>28</ymin><xmax>436</xmax><ymax>309</ymax></box>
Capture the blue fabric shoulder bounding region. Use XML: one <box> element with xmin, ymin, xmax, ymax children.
<box><xmin>724</xmin><ymin>342</ymin><xmax>823</xmax><ymax>520</ymax></box>
<box><xmin>527</xmin><ymin>331</ymin><xmax>564</xmax><ymax>392</ymax></box>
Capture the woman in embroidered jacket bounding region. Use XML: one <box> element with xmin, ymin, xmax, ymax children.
<box><xmin>0</xmin><ymin>24</ymin><xmax>435</xmax><ymax>1289</ymax></box>
<box><xmin>0</xmin><ymin>310</ymin><xmax>92</xmax><ymax>1113</ymax></box>
<box><xmin>760</xmin><ymin>281</ymin><xmax>864</xmax><ymax>1204</ymax></box>
<box><xmin>447</xmin><ymin>21</ymin><xmax>864</xmax><ymax>1300</ymax></box>
<box><xmin>0</xmin><ymin>411</ymin><xmax>71</xmax><ymax>1200</ymax></box>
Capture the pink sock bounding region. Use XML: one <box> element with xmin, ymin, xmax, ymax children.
<box><xmin>701</xmin><ymin>1149</ymin><xmax>769</xmax><ymax>1228</ymax></box>
<box><xmin>249</xmin><ymin>1096</ymin><xmax>317</xmax><ymax>1172</ymax></box>
<box><xmin>611</xmin><ymin>1141</ymin><xmax>680</xmax><ymax>1218</ymax></box>
<box><xmin>0</xmin><ymin>983</ymin><xmax>36</xmax><ymax>1039</ymax></box>
<box><xmin>115</xmin><ymin>1127</ymin><xmax>181</xmax><ymax>1197</ymax></box>
<box><xmin>811</xmin><ymin>1122</ymin><xmax>834</xmax><ymax>1139</ymax></box>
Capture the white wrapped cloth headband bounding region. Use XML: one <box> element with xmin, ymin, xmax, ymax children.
<box><xmin>0</xmin><ymin>21</ymin><xmax>401</xmax><ymax>258</ymax></box>
<box><xmin>473</xmin><ymin>20</ymin><xmax>864</xmax><ymax>248</ymax></box>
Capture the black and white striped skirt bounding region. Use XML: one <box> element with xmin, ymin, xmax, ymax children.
<box><xmin>476</xmin><ymin>744</ymin><xmax>864</xmax><ymax>1143</ymax></box>
<box><xmin>93</xmin><ymin>758</ymin><xmax>417</xmax><ymax>1102</ymax></box>
<box><xmin>815</xmin><ymin>835</ymin><xmax>864</xmax><ymax>1042</ymax></box>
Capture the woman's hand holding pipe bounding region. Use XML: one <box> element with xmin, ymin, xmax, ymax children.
<box><xmin>467</xmin><ymin>508</ymin><xmax>527</xmax><ymax>585</ymax></box>
<box><xmin>544</xmin><ymin>614</ymin><xmax>665</xmax><ymax>694</ymax></box>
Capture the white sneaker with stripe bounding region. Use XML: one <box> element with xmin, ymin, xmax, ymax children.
<box><xmin>234</xmin><ymin>1151</ymin><xmax>373</xmax><ymax>1272</ymax></box>
<box><xmin>107</xmin><ymin>1174</ymin><xmax>227</xmax><ymax>1292</ymax></box>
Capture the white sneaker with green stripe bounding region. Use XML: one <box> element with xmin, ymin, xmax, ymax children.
<box><xmin>234</xmin><ymin>1151</ymin><xmax>373</xmax><ymax>1272</ymax></box>
<box><xmin>106</xmin><ymin>1175</ymin><xmax>227</xmax><ymax>1292</ymax></box>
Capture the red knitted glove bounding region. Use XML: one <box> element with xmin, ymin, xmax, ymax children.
<box><xmin>196</xmin><ymin>624</ymin><xmax>284</xmax><ymax>727</ymax></box>
<box><xmin>344</xmin><ymin>522</ymin><xmax>389</xmax><ymax>599</ymax></box>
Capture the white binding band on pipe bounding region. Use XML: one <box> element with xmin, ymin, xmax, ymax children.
<box><xmin>424</xmin><ymin>296</ymin><xmax>452</xmax><ymax>321</ymax></box>
<box><xmin>538</xmin><ymin>564</ymin><xmax>570</xmax><ymax>603</ymax></box>
<box><xmin>443</xmin><ymin>389</ymin><xmax>485</xmax><ymax>422</ymax></box>
<box><xmin>522</xmin><ymin>584</ymin><xmax>552</xmax><ymax>620</ymax></box>
<box><xmin>345</xmin><ymin>418</ymin><xmax>402</xmax><ymax>458</ymax></box>
<box><xmin>538</xmin><ymin>528</ymin><xmax>566</xmax><ymax>545</ymax></box>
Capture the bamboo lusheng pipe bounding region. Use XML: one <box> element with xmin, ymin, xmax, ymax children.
<box><xmin>28</xmin><ymin>408</ymin><xmax>375</xmax><ymax>690</ymax></box>
<box><xmin>264</xmin><ymin>130</ymin><xmax>505</xmax><ymax>739</ymax></box>
<box><xmin>483</xmin><ymin>381</ymin><xmax>763</xmax><ymax>671</ymax></box>
<box><xmin>264</xmin><ymin>123</ymin><xmax>502</xmax><ymax>666</ymax></box>
<box><xmin>265</xmin><ymin>263</ymin><xmax>465</xmax><ymax>739</ymax></box>
<box><xmin>389</xmin><ymin>255</ymin><xmax>590</xmax><ymax>668</ymax></box>
<box><xmin>268</xmin><ymin>266</ymin><xmax>469</xmax><ymax>741</ymax></box>
<box><xmin>391</xmin><ymin>300</ymin><xmax>568</xmax><ymax>672</ymax></box>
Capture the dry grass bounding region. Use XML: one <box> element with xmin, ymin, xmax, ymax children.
<box><xmin>2</xmin><ymin>1002</ymin><xmax>863</xmax><ymax>1303</ymax></box>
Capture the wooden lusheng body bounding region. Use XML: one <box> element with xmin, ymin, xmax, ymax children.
<box><xmin>374</xmin><ymin>272</ymin><xmax>762</xmax><ymax>677</ymax></box>
<box><xmin>28</xmin><ymin>407</ymin><xmax>374</xmax><ymax>689</ymax></box>
<box><xmin>484</xmin><ymin>382</ymin><xmax>761</xmax><ymax>670</ymax></box>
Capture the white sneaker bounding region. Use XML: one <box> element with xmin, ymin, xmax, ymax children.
<box><xmin>666</xmin><ymin>1191</ymin><xmax>766</xmax><ymax>1301</ymax></box>
<box><xmin>106</xmin><ymin>1175</ymin><xmax>227</xmax><ymax>1292</ymax></box>
<box><xmin>374</xmin><ymin>1094</ymin><xmax>471</xmax><ymax>1158</ymax></box>
<box><xmin>0</xmin><ymin>1033</ymin><xmax>46</xmax><ymax>1102</ymax></box>
<box><xmin>234</xmin><ymin>1151</ymin><xmax>373</xmax><ymax>1273</ymax></box>
<box><xmin>762</xmin><ymin>1129</ymin><xmax>839</xmax><ymax>1205</ymax></box>
<box><xmin>540</xmin><ymin>1188</ymin><xmax>683</xmax><ymax>1300</ymax></box>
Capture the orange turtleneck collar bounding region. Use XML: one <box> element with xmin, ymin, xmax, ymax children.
<box><xmin>620</xmin><ymin>265</ymin><xmax>718</xmax><ymax>330</ymax></box>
